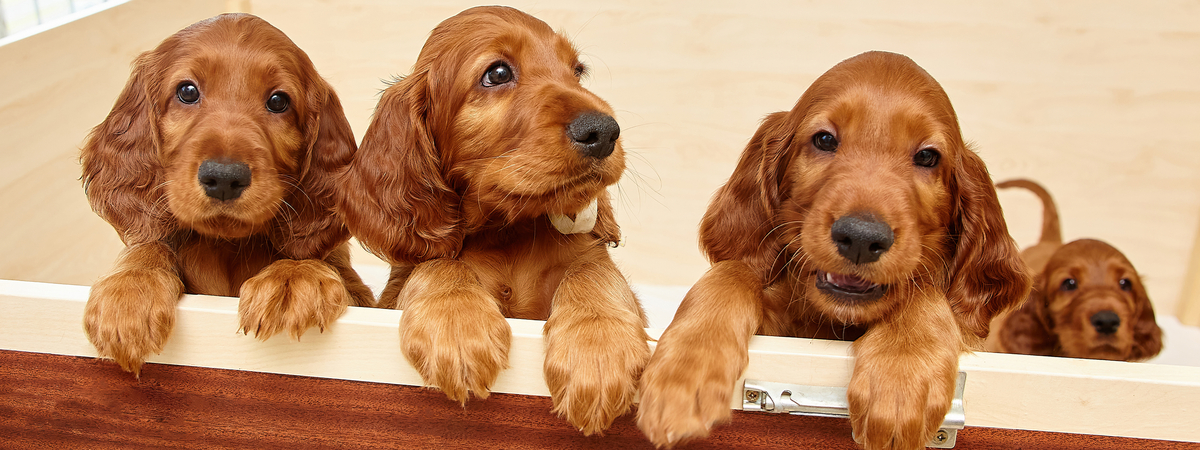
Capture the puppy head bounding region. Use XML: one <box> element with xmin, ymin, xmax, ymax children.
<box><xmin>82</xmin><ymin>13</ymin><xmax>355</xmax><ymax>256</ymax></box>
<box><xmin>1038</xmin><ymin>239</ymin><xmax>1161</xmax><ymax>360</ymax></box>
<box><xmin>701</xmin><ymin>51</ymin><xmax>1026</xmax><ymax>336</ymax></box>
<box><xmin>341</xmin><ymin>6</ymin><xmax>623</xmax><ymax>265</ymax></box>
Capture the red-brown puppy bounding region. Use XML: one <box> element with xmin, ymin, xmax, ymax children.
<box><xmin>81</xmin><ymin>14</ymin><xmax>373</xmax><ymax>374</ymax></box>
<box><xmin>335</xmin><ymin>6</ymin><xmax>649</xmax><ymax>435</ymax></box>
<box><xmin>637</xmin><ymin>51</ymin><xmax>1029</xmax><ymax>450</ymax></box>
<box><xmin>986</xmin><ymin>179</ymin><xmax>1162</xmax><ymax>361</ymax></box>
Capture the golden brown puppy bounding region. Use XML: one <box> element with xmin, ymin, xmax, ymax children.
<box><xmin>81</xmin><ymin>13</ymin><xmax>374</xmax><ymax>375</ymax></box>
<box><xmin>637</xmin><ymin>51</ymin><xmax>1029</xmax><ymax>450</ymax></box>
<box><xmin>335</xmin><ymin>6</ymin><xmax>649</xmax><ymax>435</ymax></box>
<box><xmin>986</xmin><ymin>179</ymin><xmax>1162</xmax><ymax>361</ymax></box>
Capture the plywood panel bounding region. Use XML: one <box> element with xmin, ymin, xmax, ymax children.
<box><xmin>4</xmin><ymin>280</ymin><xmax>1199</xmax><ymax>442</ymax></box>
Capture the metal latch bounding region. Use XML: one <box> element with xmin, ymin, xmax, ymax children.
<box><xmin>742</xmin><ymin>372</ymin><xmax>966</xmax><ymax>448</ymax></box>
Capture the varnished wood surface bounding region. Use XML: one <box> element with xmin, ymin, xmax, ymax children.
<box><xmin>0</xmin><ymin>350</ymin><xmax>1192</xmax><ymax>449</ymax></box>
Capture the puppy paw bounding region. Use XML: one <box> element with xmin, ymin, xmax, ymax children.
<box><xmin>847</xmin><ymin>363</ymin><xmax>956</xmax><ymax>450</ymax></box>
<box><xmin>636</xmin><ymin>338</ymin><xmax>746</xmax><ymax>448</ymax></box>
<box><xmin>400</xmin><ymin>292</ymin><xmax>512</xmax><ymax>404</ymax></box>
<box><xmin>544</xmin><ymin>319</ymin><xmax>650</xmax><ymax>435</ymax></box>
<box><xmin>83</xmin><ymin>267</ymin><xmax>183</xmax><ymax>375</ymax></box>
<box><xmin>238</xmin><ymin>259</ymin><xmax>351</xmax><ymax>340</ymax></box>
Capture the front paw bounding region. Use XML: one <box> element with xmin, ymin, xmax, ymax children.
<box><xmin>637</xmin><ymin>340</ymin><xmax>746</xmax><ymax>447</ymax></box>
<box><xmin>847</xmin><ymin>364</ymin><xmax>956</xmax><ymax>450</ymax></box>
<box><xmin>400</xmin><ymin>293</ymin><xmax>512</xmax><ymax>404</ymax></box>
<box><xmin>84</xmin><ymin>268</ymin><xmax>183</xmax><ymax>375</ymax></box>
<box><xmin>544</xmin><ymin>320</ymin><xmax>650</xmax><ymax>436</ymax></box>
<box><xmin>238</xmin><ymin>259</ymin><xmax>351</xmax><ymax>340</ymax></box>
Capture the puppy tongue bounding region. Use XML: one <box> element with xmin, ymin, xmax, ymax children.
<box><xmin>549</xmin><ymin>198</ymin><xmax>598</xmax><ymax>234</ymax></box>
<box><xmin>828</xmin><ymin>272</ymin><xmax>875</xmax><ymax>293</ymax></box>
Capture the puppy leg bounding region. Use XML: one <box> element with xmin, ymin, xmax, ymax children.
<box><xmin>238</xmin><ymin>255</ymin><xmax>352</xmax><ymax>340</ymax></box>
<box><xmin>83</xmin><ymin>242</ymin><xmax>183</xmax><ymax>375</ymax></box>
<box><xmin>324</xmin><ymin>244</ymin><xmax>377</xmax><ymax>308</ymax></box>
<box><xmin>543</xmin><ymin>250</ymin><xmax>650</xmax><ymax>435</ymax></box>
<box><xmin>376</xmin><ymin>264</ymin><xmax>414</xmax><ymax>310</ymax></box>
<box><xmin>848</xmin><ymin>292</ymin><xmax>961</xmax><ymax>450</ymax></box>
<box><xmin>637</xmin><ymin>260</ymin><xmax>762</xmax><ymax>447</ymax></box>
<box><xmin>399</xmin><ymin>258</ymin><xmax>511</xmax><ymax>404</ymax></box>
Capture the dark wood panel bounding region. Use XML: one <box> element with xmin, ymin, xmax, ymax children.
<box><xmin>0</xmin><ymin>350</ymin><xmax>1193</xmax><ymax>449</ymax></box>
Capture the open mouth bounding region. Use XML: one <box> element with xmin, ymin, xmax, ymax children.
<box><xmin>815</xmin><ymin>270</ymin><xmax>887</xmax><ymax>302</ymax></box>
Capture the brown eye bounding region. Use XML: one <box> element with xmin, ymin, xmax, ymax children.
<box><xmin>177</xmin><ymin>82</ymin><xmax>200</xmax><ymax>104</ymax></box>
<box><xmin>812</xmin><ymin>131</ymin><xmax>838</xmax><ymax>152</ymax></box>
<box><xmin>266</xmin><ymin>92</ymin><xmax>290</xmax><ymax>113</ymax></box>
<box><xmin>1060</xmin><ymin>278</ymin><xmax>1077</xmax><ymax>292</ymax></box>
<box><xmin>482</xmin><ymin>62</ymin><xmax>513</xmax><ymax>87</ymax></box>
<box><xmin>913</xmin><ymin>148</ymin><xmax>940</xmax><ymax>167</ymax></box>
<box><xmin>1119</xmin><ymin>278</ymin><xmax>1133</xmax><ymax>291</ymax></box>
<box><xmin>574</xmin><ymin>63</ymin><xmax>587</xmax><ymax>78</ymax></box>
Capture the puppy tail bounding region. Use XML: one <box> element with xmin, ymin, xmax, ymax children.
<box><xmin>997</xmin><ymin>179</ymin><xmax>1062</xmax><ymax>246</ymax></box>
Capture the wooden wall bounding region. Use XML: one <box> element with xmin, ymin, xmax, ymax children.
<box><xmin>1</xmin><ymin>0</ymin><xmax>1199</xmax><ymax>321</ymax></box>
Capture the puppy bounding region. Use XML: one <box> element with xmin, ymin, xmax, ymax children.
<box><xmin>80</xmin><ymin>13</ymin><xmax>374</xmax><ymax>374</ymax></box>
<box><xmin>636</xmin><ymin>51</ymin><xmax>1029</xmax><ymax>450</ymax></box>
<box><xmin>986</xmin><ymin>179</ymin><xmax>1162</xmax><ymax>361</ymax></box>
<box><xmin>335</xmin><ymin>6</ymin><xmax>649</xmax><ymax>435</ymax></box>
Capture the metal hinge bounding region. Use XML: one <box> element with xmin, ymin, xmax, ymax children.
<box><xmin>742</xmin><ymin>372</ymin><xmax>966</xmax><ymax>448</ymax></box>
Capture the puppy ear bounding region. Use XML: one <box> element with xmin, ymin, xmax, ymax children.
<box><xmin>1128</xmin><ymin>277</ymin><xmax>1163</xmax><ymax>361</ymax></box>
<box><xmin>997</xmin><ymin>279</ymin><xmax>1057</xmax><ymax>355</ymax></box>
<box><xmin>80</xmin><ymin>51</ymin><xmax>172</xmax><ymax>245</ymax></box>
<box><xmin>336</xmin><ymin>70</ymin><xmax>462</xmax><ymax>265</ymax></box>
<box><xmin>947</xmin><ymin>147</ymin><xmax>1032</xmax><ymax>340</ymax></box>
<box><xmin>271</xmin><ymin>79</ymin><xmax>356</xmax><ymax>259</ymax></box>
<box><xmin>699</xmin><ymin>111</ymin><xmax>793</xmax><ymax>281</ymax></box>
<box><xmin>591</xmin><ymin>191</ymin><xmax>621</xmax><ymax>246</ymax></box>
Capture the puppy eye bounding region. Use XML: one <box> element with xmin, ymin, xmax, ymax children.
<box><xmin>1060</xmin><ymin>278</ymin><xmax>1077</xmax><ymax>292</ymax></box>
<box><xmin>812</xmin><ymin>131</ymin><xmax>838</xmax><ymax>152</ymax></box>
<box><xmin>482</xmin><ymin>62</ymin><xmax>514</xmax><ymax>87</ymax></box>
<box><xmin>177</xmin><ymin>82</ymin><xmax>200</xmax><ymax>104</ymax></box>
<box><xmin>1119</xmin><ymin>278</ymin><xmax>1133</xmax><ymax>291</ymax></box>
<box><xmin>266</xmin><ymin>92</ymin><xmax>290</xmax><ymax>113</ymax></box>
<box><xmin>913</xmin><ymin>148</ymin><xmax>940</xmax><ymax>167</ymax></box>
<box><xmin>574</xmin><ymin>63</ymin><xmax>587</xmax><ymax>78</ymax></box>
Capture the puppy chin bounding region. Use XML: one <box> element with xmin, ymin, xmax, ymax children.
<box><xmin>548</xmin><ymin>197</ymin><xmax>598</xmax><ymax>234</ymax></box>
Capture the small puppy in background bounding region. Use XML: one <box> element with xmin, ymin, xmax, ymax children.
<box><xmin>987</xmin><ymin>179</ymin><xmax>1162</xmax><ymax>361</ymax></box>
<box><xmin>636</xmin><ymin>51</ymin><xmax>1029</xmax><ymax>450</ymax></box>
<box><xmin>81</xmin><ymin>14</ymin><xmax>374</xmax><ymax>374</ymax></box>
<box><xmin>335</xmin><ymin>6</ymin><xmax>649</xmax><ymax>435</ymax></box>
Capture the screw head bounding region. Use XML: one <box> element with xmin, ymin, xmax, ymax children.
<box><xmin>745</xmin><ymin>391</ymin><xmax>760</xmax><ymax>402</ymax></box>
<box><xmin>932</xmin><ymin>430</ymin><xmax>949</xmax><ymax>444</ymax></box>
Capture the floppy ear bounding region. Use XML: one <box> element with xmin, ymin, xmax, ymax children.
<box><xmin>591</xmin><ymin>190</ymin><xmax>621</xmax><ymax>246</ymax></box>
<box><xmin>1128</xmin><ymin>278</ymin><xmax>1163</xmax><ymax>361</ymax></box>
<box><xmin>946</xmin><ymin>147</ymin><xmax>1031</xmax><ymax>340</ymax></box>
<box><xmin>271</xmin><ymin>79</ymin><xmax>356</xmax><ymax>260</ymax></box>
<box><xmin>336</xmin><ymin>70</ymin><xmax>462</xmax><ymax>265</ymax></box>
<box><xmin>698</xmin><ymin>111</ymin><xmax>793</xmax><ymax>281</ymax></box>
<box><xmin>997</xmin><ymin>279</ymin><xmax>1057</xmax><ymax>355</ymax></box>
<box><xmin>80</xmin><ymin>52</ymin><xmax>172</xmax><ymax>245</ymax></box>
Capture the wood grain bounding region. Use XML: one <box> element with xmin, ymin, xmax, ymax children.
<box><xmin>0</xmin><ymin>350</ymin><xmax>1192</xmax><ymax>449</ymax></box>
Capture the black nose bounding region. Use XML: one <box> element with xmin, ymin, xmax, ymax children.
<box><xmin>197</xmin><ymin>160</ymin><xmax>251</xmax><ymax>201</ymax></box>
<box><xmin>1091</xmin><ymin>310</ymin><xmax>1121</xmax><ymax>335</ymax></box>
<box><xmin>567</xmin><ymin>112</ymin><xmax>620</xmax><ymax>159</ymax></box>
<box><xmin>830</xmin><ymin>214</ymin><xmax>894</xmax><ymax>265</ymax></box>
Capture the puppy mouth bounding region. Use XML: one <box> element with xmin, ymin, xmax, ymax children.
<box><xmin>815</xmin><ymin>270</ymin><xmax>887</xmax><ymax>302</ymax></box>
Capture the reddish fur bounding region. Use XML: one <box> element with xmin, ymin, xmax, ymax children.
<box><xmin>335</xmin><ymin>6</ymin><xmax>648</xmax><ymax>435</ymax></box>
<box><xmin>986</xmin><ymin>180</ymin><xmax>1162</xmax><ymax>361</ymax></box>
<box><xmin>638</xmin><ymin>52</ymin><xmax>1029</xmax><ymax>450</ymax></box>
<box><xmin>80</xmin><ymin>14</ymin><xmax>373</xmax><ymax>375</ymax></box>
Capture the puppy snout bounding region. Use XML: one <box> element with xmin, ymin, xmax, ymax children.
<box><xmin>831</xmin><ymin>214</ymin><xmax>894</xmax><ymax>265</ymax></box>
<box><xmin>198</xmin><ymin>159</ymin><xmax>252</xmax><ymax>201</ymax></box>
<box><xmin>1090</xmin><ymin>310</ymin><xmax>1121</xmax><ymax>335</ymax></box>
<box><xmin>567</xmin><ymin>112</ymin><xmax>620</xmax><ymax>159</ymax></box>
